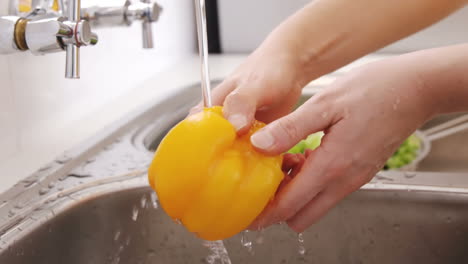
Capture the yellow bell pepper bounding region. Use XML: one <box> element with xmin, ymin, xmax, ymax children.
<box><xmin>148</xmin><ymin>106</ymin><xmax>284</xmax><ymax>241</ymax></box>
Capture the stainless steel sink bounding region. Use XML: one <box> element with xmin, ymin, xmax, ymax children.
<box><xmin>1</xmin><ymin>81</ymin><xmax>468</xmax><ymax>264</ymax></box>
<box><xmin>2</xmin><ymin>178</ymin><xmax>468</xmax><ymax>264</ymax></box>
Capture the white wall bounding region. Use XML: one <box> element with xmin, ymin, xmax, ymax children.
<box><xmin>218</xmin><ymin>1</ymin><xmax>468</xmax><ymax>53</ymax></box>
<box><xmin>0</xmin><ymin>0</ymin><xmax>196</xmax><ymax>191</ymax></box>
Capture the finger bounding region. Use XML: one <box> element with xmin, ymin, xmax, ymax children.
<box><xmin>223</xmin><ymin>90</ymin><xmax>257</xmax><ymax>133</ymax></box>
<box><xmin>255</xmin><ymin>88</ymin><xmax>302</xmax><ymax>124</ymax></box>
<box><xmin>222</xmin><ymin>74</ymin><xmax>284</xmax><ymax>133</ymax></box>
<box><xmin>249</xmin><ymin>148</ymin><xmax>328</xmax><ymax>229</ymax></box>
<box><xmin>287</xmin><ymin>154</ymin><xmax>306</xmax><ymax>178</ymax></box>
<box><xmin>254</xmin><ymin>128</ymin><xmax>352</xmax><ymax>228</ymax></box>
<box><xmin>248</xmin><ymin>154</ymin><xmax>304</xmax><ymax>231</ymax></box>
<box><xmin>286</xmin><ymin>173</ymin><xmax>361</xmax><ymax>232</ymax></box>
<box><xmin>281</xmin><ymin>153</ymin><xmax>302</xmax><ymax>172</ymax></box>
<box><xmin>250</xmin><ymin>97</ymin><xmax>333</xmax><ymax>155</ymax></box>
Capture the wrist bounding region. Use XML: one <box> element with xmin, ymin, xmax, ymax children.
<box><xmin>411</xmin><ymin>44</ymin><xmax>468</xmax><ymax>115</ymax></box>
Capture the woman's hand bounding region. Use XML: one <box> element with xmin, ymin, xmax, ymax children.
<box><xmin>190</xmin><ymin>48</ymin><xmax>306</xmax><ymax>134</ymax></box>
<box><xmin>248</xmin><ymin>53</ymin><xmax>441</xmax><ymax>232</ymax></box>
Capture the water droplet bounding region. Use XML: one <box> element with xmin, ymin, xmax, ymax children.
<box><xmin>174</xmin><ymin>219</ymin><xmax>182</xmax><ymax>225</ymax></box>
<box><xmin>39</xmin><ymin>164</ymin><xmax>52</xmax><ymax>172</ymax></box>
<box><xmin>104</xmin><ymin>144</ymin><xmax>117</xmax><ymax>151</ymax></box>
<box><xmin>8</xmin><ymin>209</ymin><xmax>15</xmax><ymax>217</ymax></box>
<box><xmin>39</xmin><ymin>187</ymin><xmax>49</xmax><ymax>195</ymax></box>
<box><xmin>67</xmin><ymin>173</ymin><xmax>92</xmax><ymax>179</ymax></box>
<box><xmin>321</xmin><ymin>112</ymin><xmax>328</xmax><ymax>119</ymax></box>
<box><xmin>241</xmin><ymin>230</ymin><xmax>253</xmax><ymax>253</ymax></box>
<box><xmin>393</xmin><ymin>224</ymin><xmax>400</xmax><ymax>231</ymax></box>
<box><xmin>114</xmin><ymin>230</ymin><xmax>121</xmax><ymax>241</ymax></box>
<box><xmin>140</xmin><ymin>196</ymin><xmax>147</xmax><ymax>209</ymax></box>
<box><xmin>55</xmin><ymin>154</ymin><xmax>72</xmax><ymax>164</ymax></box>
<box><xmin>150</xmin><ymin>192</ymin><xmax>158</xmax><ymax>209</ymax></box>
<box><xmin>14</xmin><ymin>202</ymin><xmax>24</xmax><ymax>209</ymax></box>
<box><xmin>375</xmin><ymin>174</ymin><xmax>393</xmax><ymax>182</ymax></box>
<box><xmin>21</xmin><ymin>178</ymin><xmax>38</xmax><ymax>188</ymax></box>
<box><xmin>297</xmin><ymin>233</ymin><xmax>306</xmax><ymax>256</ymax></box>
<box><xmin>132</xmin><ymin>206</ymin><xmax>139</xmax><ymax>221</ymax></box>
<box><xmin>255</xmin><ymin>229</ymin><xmax>265</xmax><ymax>245</ymax></box>
<box><xmin>125</xmin><ymin>236</ymin><xmax>131</xmax><ymax>246</ymax></box>
<box><xmin>48</xmin><ymin>181</ymin><xmax>56</xmax><ymax>189</ymax></box>
<box><xmin>404</xmin><ymin>172</ymin><xmax>417</xmax><ymax>179</ymax></box>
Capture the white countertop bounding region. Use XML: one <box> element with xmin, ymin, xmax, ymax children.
<box><xmin>0</xmin><ymin>53</ymin><xmax>389</xmax><ymax>194</ymax></box>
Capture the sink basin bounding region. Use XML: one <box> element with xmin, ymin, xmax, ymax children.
<box><xmin>1</xmin><ymin>81</ymin><xmax>468</xmax><ymax>264</ymax></box>
<box><xmin>1</xmin><ymin>176</ymin><xmax>468</xmax><ymax>264</ymax></box>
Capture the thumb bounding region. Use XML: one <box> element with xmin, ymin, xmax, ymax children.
<box><xmin>223</xmin><ymin>89</ymin><xmax>258</xmax><ymax>134</ymax></box>
<box><xmin>250</xmin><ymin>103</ymin><xmax>331</xmax><ymax>155</ymax></box>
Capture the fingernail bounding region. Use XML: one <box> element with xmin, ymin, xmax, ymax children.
<box><xmin>251</xmin><ymin>129</ymin><xmax>275</xmax><ymax>150</ymax></box>
<box><xmin>228</xmin><ymin>114</ymin><xmax>248</xmax><ymax>131</ymax></box>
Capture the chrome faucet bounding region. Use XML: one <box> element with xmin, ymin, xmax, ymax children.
<box><xmin>81</xmin><ymin>0</ymin><xmax>162</xmax><ymax>49</ymax></box>
<box><xmin>0</xmin><ymin>0</ymin><xmax>98</xmax><ymax>79</ymax></box>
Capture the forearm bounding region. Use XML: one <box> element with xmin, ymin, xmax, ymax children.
<box><xmin>259</xmin><ymin>0</ymin><xmax>467</xmax><ymax>85</ymax></box>
<box><xmin>410</xmin><ymin>44</ymin><xmax>468</xmax><ymax>115</ymax></box>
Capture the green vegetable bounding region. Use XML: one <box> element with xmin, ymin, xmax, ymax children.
<box><xmin>288</xmin><ymin>133</ymin><xmax>421</xmax><ymax>170</ymax></box>
<box><xmin>384</xmin><ymin>134</ymin><xmax>421</xmax><ymax>170</ymax></box>
<box><xmin>287</xmin><ymin>132</ymin><xmax>324</xmax><ymax>154</ymax></box>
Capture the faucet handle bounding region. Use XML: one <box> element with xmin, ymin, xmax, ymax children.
<box><xmin>63</xmin><ymin>0</ymin><xmax>98</xmax><ymax>79</ymax></box>
<box><xmin>62</xmin><ymin>20</ymin><xmax>98</xmax><ymax>79</ymax></box>
<box><xmin>127</xmin><ymin>0</ymin><xmax>162</xmax><ymax>49</ymax></box>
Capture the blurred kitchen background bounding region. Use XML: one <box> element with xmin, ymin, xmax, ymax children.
<box><xmin>0</xmin><ymin>0</ymin><xmax>467</xmax><ymax>193</ymax></box>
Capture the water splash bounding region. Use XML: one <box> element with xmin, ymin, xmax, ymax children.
<box><xmin>150</xmin><ymin>192</ymin><xmax>158</xmax><ymax>209</ymax></box>
<box><xmin>203</xmin><ymin>240</ymin><xmax>232</xmax><ymax>264</ymax></box>
<box><xmin>114</xmin><ymin>230</ymin><xmax>121</xmax><ymax>241</ymax></box>
<box><xmin>140</xmin><ymin>195</ymin><xmax>147</xmax><ymax>209</ymax></box>
<box><xmin>255</xmin><ymin>229</ymin><xmax>265</xmax><ymax>245</ymax></box>
<box><xmin>240</xmin><ymin>230</ymin><xmax>253</xmax><ymax>254</ymax></box>
<box><xmin>132</xmin><ymin>205</ymin><xmax>139</xmax><ymax>221</ymax></box>
<box><xmin>297</xmin><ymin>233</ymin><xmax>306</xmax><ymax>256</ymax></box>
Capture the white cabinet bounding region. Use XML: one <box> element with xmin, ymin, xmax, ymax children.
<box><xmin>218</xmin><ymin>0</ymin><xmax>468</xmax><ymax>53</ymax></box>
